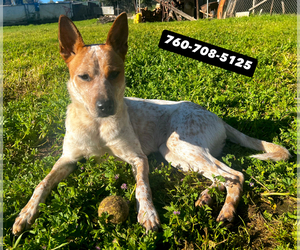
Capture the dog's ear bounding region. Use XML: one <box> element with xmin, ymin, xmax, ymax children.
<box><xmin>106</xmin><ymin>12</ymin><xmax>128</xmax><ymax>61</ymax></box>
<box><xmin>58</xmin><ymin>15</ymin><xmax>85</xmax><ymax>63</ymax></box>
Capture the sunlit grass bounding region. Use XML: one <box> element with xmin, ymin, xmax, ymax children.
<box><xmin>4</xmin><ymin>14</ymin><xmax>296</xmax><ymax>249</ymax></box>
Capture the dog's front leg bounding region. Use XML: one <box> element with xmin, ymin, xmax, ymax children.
<box><xmin>110</xmin><ymin>139</ymin><xmax>160</xmax><ymax>232</ymax></box>
<box><xmin>12</xmin><ymin>156</ymin><xmax>77</xmax><ymax>236</ymax></box>
<box><xmin>131</xmin><ymin>155</ymin><xmax>160</xmax><ymax>232</ymax></box>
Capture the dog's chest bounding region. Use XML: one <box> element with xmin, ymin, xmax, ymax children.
<box><xmin>64</xmin><ymin>104</ymin><xmax>116</xmax><ymax>159</ymax></box>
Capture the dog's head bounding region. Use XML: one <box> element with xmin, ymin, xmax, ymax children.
<box><xmin>58</xmin><ymin>13</ymin><xmax>128</xmax><ymax>118</ymax></box>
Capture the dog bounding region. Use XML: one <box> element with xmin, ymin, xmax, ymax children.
<box><xmin>12</xmin><ymin>12</ymin><xmax>290</xmax><ymax>236</ymax></box>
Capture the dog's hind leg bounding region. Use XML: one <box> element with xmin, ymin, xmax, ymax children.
<box><xmin>195</xmin><ymin>183</ymin><xmax>226</xmax><ymax>207</ymax></box>
<box><xmin>12</xmin><ymin>156</ymin><xmax>77</xmax><ymax>236</ymax></box>
<box><xmin>159</xmin><ymin>136</ymin><xmax>244</xmax><ymax>223</ymax></box>
<box><xmin>160</xmin><ymin>142</ymin><xmax>226</xmax><ymax>208</ymax></box>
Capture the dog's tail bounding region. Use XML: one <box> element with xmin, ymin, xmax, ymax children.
<box><xmin>224</xmin><ymin>123</ymin><xmax>290</xmax><ymax>161</ymax></box>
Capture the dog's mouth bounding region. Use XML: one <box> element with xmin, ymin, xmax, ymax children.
<box><xmin>97</xmin><ymin>111</ymin><xmax>115</xmax><ymax>118</ymax></box>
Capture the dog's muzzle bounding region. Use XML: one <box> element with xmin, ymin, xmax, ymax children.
<box><xmin>96</xmin><ymin>99</ymin><xmax>115</xmax><ymax>117</ymax></box>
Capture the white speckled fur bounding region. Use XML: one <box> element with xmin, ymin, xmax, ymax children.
<box><xmin>12</xmin><ymin>13</ymin><xmax>290</xmax><ymax>236</ymax></box>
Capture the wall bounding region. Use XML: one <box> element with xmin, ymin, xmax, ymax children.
<box><xmin>3</xmin><ymin>2</ymin><xmax>113</xmax><ymax>26</ymax></box>
<box><xmin>39</xmin><ymin>3</ymin><xmax>72</xmax><ymax>20</ymax></box>
<box><xmin>3</xmin><ymin>5</ymin><xmax>35</xmax><ymax>25</ymax></box>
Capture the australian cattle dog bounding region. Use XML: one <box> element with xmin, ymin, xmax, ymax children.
<box><xmin>12</xmin><ymin>12</ymin><xmax>290</xmax><ymax>235</ymax></box>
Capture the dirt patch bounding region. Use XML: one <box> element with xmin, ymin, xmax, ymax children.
<box><xmin>247</xmin><ymin>204</ymin><xmax>275</xmax><ymax>249</ymax></box>
<box><xmin>246</xmin><ymin>197</ymin><xmax>296</xmax><ymax>249</ymax></box>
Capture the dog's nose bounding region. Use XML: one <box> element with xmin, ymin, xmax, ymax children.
<box><xmin>96</xmin><ymin>100</ymin><xmax>115</xmax><ymax>117</ymax></box>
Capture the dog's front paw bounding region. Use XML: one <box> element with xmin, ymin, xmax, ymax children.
<box><xmin>137</xmin><ymin>201</ymin><xmax>160</xmax><ymax>232</ymax></box>
<box><xmin>12</xmin><ymin>203</ymin><xmax>39</xmax><ymax>236</ymax></box>
<box><xmin>216</xmin><ymin>203</ymin><xmax>235</xmax><ymax>223</ymax></box>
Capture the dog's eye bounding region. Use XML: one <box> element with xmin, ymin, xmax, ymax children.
<box><xmin>78</xmin><ymin>74</ymin><xmax>91</xmax><ymax>81</ymax></box>
<box><xmin>108</xmin><ymin>71</ymin><xmax>120</xmax><ymax>80</ymax></box>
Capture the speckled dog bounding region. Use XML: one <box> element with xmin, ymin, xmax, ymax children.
<box><xmin>12</xmin><ymin>13</ymin><xmax>290</xmax><ymax>236</ymax></box>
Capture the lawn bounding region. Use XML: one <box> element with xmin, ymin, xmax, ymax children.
<box><xmin>3</xmin><ymin>14</ymin><xmax>297</xmax><ymax>249</ymax></box>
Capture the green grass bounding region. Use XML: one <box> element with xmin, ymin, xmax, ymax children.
<box><xmin>4</xmin><ymin>14</ymin><xmax>297</xmax><ymax>249</ymax></box>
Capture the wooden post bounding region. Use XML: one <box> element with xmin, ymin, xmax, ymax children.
<box><xmin>196</xmin><ymin>0</ymin><xmax>199</xmax><ymax>20</ymax></box>
<box><xmin>229</xmin><ymin>0</ymin><xmax>237</xmax><ymax>17</ymax></box>
<box><xmin>249</xmin><ymin>0</ymin><xmax>268</xmax><ymax>11</ymax></box>
<box><xmin>252</xmin><ymin>0</ymin><xmax>256</xmax><ymax>14</ymax></box>
<box><xmin>200</xmin><ymin>10</ymin><xmax>213</xmax><ymax>17</ymax></box>
<box><xmin>206</xmin><ymin>0</ymin><xmax>209</xmax><ymax>19</ymax></box>
<box><xmin>270</xmin><ymin>0</ymin><xmax>274</xmax><ymax>15</ymax></box>
<box><xmin>227</xmin><ymin>0</ymin><xmax>233</xmax><ymax>17</ymax></box>
<box><xmin>281</xmin><ymin>1</ymin><xmax>285</xmax><ymax>14</ymax></box>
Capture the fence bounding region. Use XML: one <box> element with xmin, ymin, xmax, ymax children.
<box><xmin>222</xmin><ymin>0</ymin><xmax>296</xmax><ymax>18</ymax></box>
